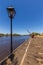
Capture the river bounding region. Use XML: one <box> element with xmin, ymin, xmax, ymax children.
<box><xmin>0</xmin><ymin>36</ymin><xmax>30</xmax><ymax>61</ymax></box>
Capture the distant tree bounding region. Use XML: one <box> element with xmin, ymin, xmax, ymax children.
<box><xmin>5</xmin><ymin>34</ymin><xmax>8</xmax><ymax>36</ymax></box>
<box><xmin>0</xmin><ymin>33</ymin><xmax>4</xmax><ymax>37</ymax></box>
<box><xmin>12</xmin><ymin>34</ymin><xmax>21</xmax><ymax>36</ymax></box>
<box><xmin>29</xmin><ymin>32</ymin><xmax>40</xmax><ymax>36</ymax></box>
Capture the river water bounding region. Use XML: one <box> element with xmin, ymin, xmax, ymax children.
<box><xmin>0</xmin><ymin>36</ymin><xmax>29</xmax><ymax>61</ymax></box>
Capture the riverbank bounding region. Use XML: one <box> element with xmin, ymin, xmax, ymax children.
<box><xmin>1</xmin><ymin>37</ymin><xmax>43</xmax><ymax>65</ymax></box>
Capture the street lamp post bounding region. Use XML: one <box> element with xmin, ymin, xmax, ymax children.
<box><xmin>7</xmin><ymin>6</ymin><xmax>16</xmax><ymax>53</ymax></box>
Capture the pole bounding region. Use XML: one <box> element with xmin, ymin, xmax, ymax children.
<box><xmin>10</xmin><ymin>17</ymin><xmax>13</xmax><ymax>53</ymax></box>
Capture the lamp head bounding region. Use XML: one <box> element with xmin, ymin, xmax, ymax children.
<box><xmin>7</xmin><ymin>6</ymin><xmax>16</xmax><ymax>18</ymax></box>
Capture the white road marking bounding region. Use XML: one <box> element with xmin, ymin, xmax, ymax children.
<box><xmin>20</xmin><ymin>39</ymin><xmax>32</xmax><ymax>65</ymax></box>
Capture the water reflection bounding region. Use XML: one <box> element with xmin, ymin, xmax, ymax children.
<box><xmin>0</xmin><ymin>36</ymin><xmax>29</xmax><ymax>61</ymax></box>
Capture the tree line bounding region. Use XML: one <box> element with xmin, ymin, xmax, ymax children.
<box><xmin>0</xmin><ymin>33</ymin><xmax>21</xmax><ymax>37</ymax></box>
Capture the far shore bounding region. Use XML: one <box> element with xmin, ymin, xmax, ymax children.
<box><xmin>0</xmin><ymin>33</ymin><xmax>29</xmax><ymax>37</ymax></box>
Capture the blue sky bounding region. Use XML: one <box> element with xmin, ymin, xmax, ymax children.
<box><xmin>0</xmin><ymin>0</ymin><xmax>43</xmax><ymax>34</ymax></box>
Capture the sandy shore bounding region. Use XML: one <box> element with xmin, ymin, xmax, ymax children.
<box><xmin>35</xmin><ymin>35</ymin><xmax>43</xmax><ymax>37</ymax></box>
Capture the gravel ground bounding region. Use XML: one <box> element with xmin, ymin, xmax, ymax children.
<box><xmin>23</xmin><ymin>37</ymin><xmax>43</xmax><ymax>65</ymax></box>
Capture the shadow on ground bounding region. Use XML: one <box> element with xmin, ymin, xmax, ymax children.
<box><xmin>1</xmin><ymin>53</ymin><xmax>19</xmax><ymax>65</ymax></box>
